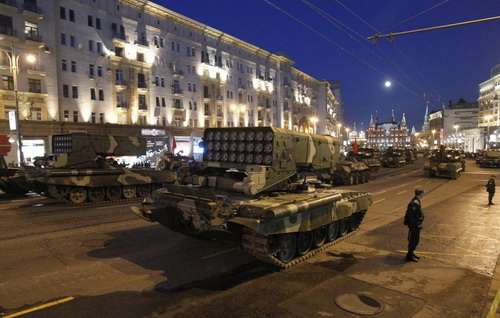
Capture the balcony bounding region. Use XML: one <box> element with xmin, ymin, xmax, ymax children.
<box><xmin>23</xmin><ymin>3</ymin><xmax>43</xmax><ymax>20</ymax></box>
<box><xmin>238</xmin><ymin>84</ymin><xmax>246</xmax><ymax>91</ymax></box>
<box><xmin>0</xmin><ymin>0</ymin><xmax>17</xmax><ymax>14</ymax></box>
<box><xmin>115</xmin><ymin>80</ymin><xmax>127</xmax><ymax>89</ymax></box>
<box><xmin>135</xmin><ymin>38</ymin><xmax>149</xmax><ymax>47</ymax></box>
<box><xmin>137</xmin><ymin>82</ymin><xmax>147</xmax><ymax>93</ymax></box>
<box><xmin>172</xmin><ymin>70</ymin><xmax>184</xmax><ymax>78</ymax></box>
<box><xmin>217</xmin><ymin>111</ymin><xmax>223</xmax><ymax>117</ymax></box>
<box><xmin>203</xmin><ymin>93</ymin><xmax>211</xmax><ymax>100</ymax></box>
<box><xmin>26</xmin><ymin>67</ymin><xmax>46</xmax><ymax>76</ymax></box>
<box><xmin>138</xmin><ymin>104</ymin><xmax>148</xmax><ymax>111</ymax></box>
<box><xmin>171</xmin><ymin>87</ymin><xmax>183</xmax><ymax>96</ymax></box>
<box><xmin>216</xmin><ymin>95</ymin><xmax>223</xmax><ymax>101</ymax></box>
<box><xmin>0</xmin><ymin>28</ymin><xmax>19</xmax><ymax>42</ymax></box>
<box><xmin>116</xmin><ymin>103</ymin><xmax>128</xmax><ymax>109</ymax></box>
<box><xmin>204</xmin><ymin>109</ymin><xmax>211</xmax><ymax>116</ymax></box>
<box><xmin>112</xmin><ymin>32</ymin><xmax>128</xmax><ymax>43</ymax></box>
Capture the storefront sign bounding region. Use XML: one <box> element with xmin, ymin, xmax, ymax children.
<box><xmin>141</xmin><ymin>129</ymin><xmax>166</xmax><ymax>136</ymax></box>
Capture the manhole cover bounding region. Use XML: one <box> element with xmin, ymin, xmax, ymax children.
<box><xmin>335</xmin><ymin>293</ymin><xmax>383</xmax><ymax>315</ymax></box>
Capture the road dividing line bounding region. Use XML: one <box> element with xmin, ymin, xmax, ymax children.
<box><xmin>425</xmin><ymin>180</ymin><xmax>431</xmax><ymax>184</ymax></box>
<box><xmin>5</xmin><ymin>297</ymin><xmax>74</xmax><ymax>318</ymax></box>
<box><xmin>413</xmin><ymin>184</ymin><xmax>421</xmax><ymax>189</ymax></box>
<box><xmin>396</xmin><ymin>190</ymin><xmax>407</xmax><ymax>195</ymax></box>
<box><xmin>487</xmin><ymin>288</ymin><xmax>500</xmax><ymax>318</ymax></box>
<box><xmin>372</xmin><ymin>198</ymin><xmax>386</xmax><ymax>204</ymax></box>
<box><xmin>397</xmin><ymin>250</ymin><xmax>489</xmax><ymax>258</ymax></box>
<box><xmin>201</xmin><ymin>247</ymin><xmax>238</xmax><ymax>260</ymax></box>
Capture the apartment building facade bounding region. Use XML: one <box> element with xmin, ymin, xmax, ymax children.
<box><xmin>0</xmin><ymin>0</ymin><xmax>341</xmax><ymax>163</ymax></box>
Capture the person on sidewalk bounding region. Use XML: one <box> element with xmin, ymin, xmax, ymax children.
<box><xmin>486</xmin><ymin>175</ymin><xmax>496</xmax><ymax>205</ymax></box>
<box><xmin>404</xmin><ymin>188</ymin><xmax>425</xmax><ymax>262</ymax></box>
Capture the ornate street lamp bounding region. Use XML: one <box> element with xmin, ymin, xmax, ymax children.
<box><xmin>0</xmin><ymin>47</ymin><xmax>37</xmax><ymax>165</ymax></box>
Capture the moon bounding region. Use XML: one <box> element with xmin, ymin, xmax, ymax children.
<box><xmin>385</xmin><ymin>81</ymin><xmax>391</xmax><ymax>87</ymax></box>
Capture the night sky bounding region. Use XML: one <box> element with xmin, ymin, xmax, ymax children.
<box><xmin>158</xmin><ymin>0</ymin><xmax>500</xmax><ymax>132</ymax></box>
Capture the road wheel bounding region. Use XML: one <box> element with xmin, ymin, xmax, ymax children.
<box><xmin>277</xmin><ymin>234</ymin><xmax>297</xmax><ymax>263</ymax></box>
<box><xmin>137</xmin><ymin>185</ymin><xmax>151</xmax><ymax>198</ymax></box>
<box><xmin>88</xmin><ymin>188</ymin><xmax>105</xmax><ymax>203</ymax></box>
<box><xmin>345</xmin><ymin>173</ymin><xmax>354</xmax><ymax>185</ymax></box>
<box><xmin>353</xmin><ymin>172</ymin><xmax>359</xmax><ymax>185</ymax></box>
<box><xmin>122</xmin><ymin>186</ymin><xmax>137</xmax><ymax>199</ymax></box>
<box><xmin>297</xmin><ymin>231</ymin><xmax>313</xmax><ymax>255</ymax></box>
<box><xmin>105</xmin><ymin>187</ymin><xmax>121</xmax><ymax>201</ymax></box>
<box><xmin>47</xmin><ymin>185</ymin><xmax>65</xmax><ymax>199</ymax></box>
<box><xmin>313</xmin><ymin>226</ymin><xmax>327</xmax><ymax>248</ymax></box>
<box><xmin>339</xmin><ymin>218</ymin><xmax>349</xmax><ymax>237</ymax></box>
<box><xmin>364</xmin><ymin>171</ymin><xmax>371</xmax><ymax>182</ymax></box>
<box><xmin>157</xmin><ymin>159</ymin><xmax>168</xmax><ymax>170</ymax></box>
<box><xmin>358</xmin><ymin>172</ymin><xmax>365</xmax><ymax>184</ymax></box>
<box><xmin>348</xmin><ymin>214</ymin><xmax>361</xmax><ymax>232</ymax></box>
<box><xmin>326</xmin><ymin>221</ymin><xmax>340</xmax><ymax>242</ymax></box>
<box><xmin>69</xmin><ymin>187</ymin><xmax>87</xmax><ymax>204</ymax></box>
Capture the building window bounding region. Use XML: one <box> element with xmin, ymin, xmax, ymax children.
<box><xmin>96</xmin><ymin>18</ymin><xmax>101</xmax><ymax>30</ymax></box>
<box><xmin>91</xmin><ymin>112</ymin><xmax>96</xmax><ymax>123</ymax></box>
<box><xmin>2</xmin><ymin>75</ymin><xmax>14</xmax><ymax>90</ymax></box>
<box><xmin>156</xmin><ymin>96</ymin><xmax>160</xmax><ymax>107</ymax></box>
<box><xmin>62</xmin><ymin>84</ymin><xmax>69</xmax><ymax>97</ymax></box>
<box><xmin>64</xmin><ymin>110</ymin><xmax>69</xmax><ymax>121</ymax></box>
<box><xmin>72</xmin><ymin>86</ymin><xmax>78</xmax><ymax>98</ymax></box>
<box><xmin>70</xmin><ymin>35</ymin><xmax>76</xmax><ymax>47</ymax></box>
<box><xmin>89</xmin><ymin>64</ymin><xmax>94</xmax><ymax>77</ymax></box>
<box><xmin>25</xmin><ymin>21</ymin><xmax>39</xmax><ymax>42</ymax></box>
<box><xmin>155</xmin><ymin>77</ymin><xmax>159</xmax><ymax>86</ymax></box>
<box><xmin>88</xmin><ymin>15</ymin><xmax>93</xmax><ymax>27</ymax></box>
<box><xmin>98</xmin><ymin>89</ymin><xmax>104</xmax><ymax>101</ymax></box>
<box><xmin>61</xmin><ymin>33</ymin><xmax>66</xmax><ymax>45</ymax></box>
<box><xmin>61</xmin><ymin>59</ymin><xmax>67</xmax><ymax>71</ymax></box>
<box><xmin>73</xmin><ymin>111</ymin><xmax>78</xmax><ymax>122</ymax></box>
<box><xmin>99</xmin><ymin>113</ymin><xmax>104</xmax><ymax>123</ymax></box>
<box><xmin>90</xmin><ymin>88</ymin><xmax>96</xmax><ymax>100</ymax></box>
<box><xmin>115</xmin><ymin>46</ymin><xmax>123</xmax><ymax>57</ymax></box>
<box><xmin>96</xmin><ymin>42</ymin><xmax>102</xmax><ymax>53</ymax></box>
<box><xmin>161</xmin><ymin>97</ymin><xmax>166</xmax><ymax>107</ymax></box>
<box><xmin>28</xmin><ymin>78</ymin><xmax>41</xmax><ymax>93</ymax></box>
<box><xmin>69</xmin><ymin>9</ymin><xmax>75</xmax><ymax>22</ymax></box>
<box><xmin>193</xmin><ymin>84</ymin><xmax>197</xmax><ymax>92</ymax></box>
<box><xmin>88</xmin><ymin>40</ymin><xmax>93</xmax><ymax>51</ymax></box>
<box><xmin>71</xmin><ymin>61</ymin><xmax>76</xmax><ymax>73</ymax></box>
<box><xmin>60</xmin><ymin>6</ymin><xmax>66</xmax><ymax>19</ymax></box>
<box><xmin>116</xmin><ymin>69</ymin><xmax>124</xmax><ymax>85</ymax></box>
<box><xmin>137</xmin><ymin>52</ymin><xmax>144</xmax><ymax>62</ymax></box>
<box><xmin>97</xmin><ymin>66</ymin><xmax>102</xmax><ymax>77</ymax></box>
<box><xmin>138</xmin><ymin>94</ymin><xmax>147</xmax><ymax>110</ymax></box>
<box><xmin>160</xmin><ymin>78</ymin><xmax>165</xmax><ymax>87</ymax></box>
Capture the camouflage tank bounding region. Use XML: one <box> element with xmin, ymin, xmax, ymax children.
<box><xmin>28</xmin><ymin>134</ymin><xmax>179</xmax><ymax>204</ymax></box>
<box><xmin>132</xmin><ymin>127</ymin><xmax>372</xmax><ymax>267</ymax></box>
<box><xmin>331</xmin><ymin>155</ymin><xmax>371</xmax><ymax>185</ymax></box>
<box><xmin>0</xmin><ymin>135</ymin><xmax>30</xmax><ymax>195</ymax></box>
<box><xmin>381</xmin><ymin>147</ymin><xmax>406</xmax><ymax>167</ymax></box>
<box><xmin>424</xmin><ymin>146</ymin><xmax>464</xmax><ymax>179</ymax></box>
<box><xmin>401</xmin><ymin>148</ymin><xmax>415</xmax><ymax>163</ymax></box>
<box><xmin>347</xmin><ymin>148</ymin><xmax>381</xmax><ymax>173</ymax></box>
<box><xmin>479</xmin><ymin>149</ymin><xmax>500</xmax><ymax>168</ymax></box>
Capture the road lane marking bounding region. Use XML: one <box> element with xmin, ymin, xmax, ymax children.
<box><xmin>417</xmin><ymin>178</ymin><xmax>423</xmax><ymax>182</ymax></box>
<box><xmin>5</xmin><ymin>297</ymin><xmax>74</xmax><ymax>318</ymax></box>
<box><xmin>97</xmin><ymin>203</ymin><xmax>140</xmax><ymax>210</ymax></box>
<box><xmin>201</xmin><ymin>247</ymin><xmax>238</xmax><ymax>260</ymax></box>
<box><xmin>421</xmin><ymin>234</ymin><xmax>497</xmax><ymax>241</ymax></box>
<box><xmin>372</xmin><ymin>198</ymin><xmax>386</xmax><ymax>204</ymax></box>
<box><xmin>396</xmin><ymin>190</ymin><xmax>407</xmax><ymax>195</ymax></box>
<box><xmin>413</xmin><ymin>184</ymin><xmax>421</xmax><ymax>189</ymax></box>
<box><xmin>487</xmin><ymin>288</ymin><xmax>500</xmax><ymax>318</ymax></box>
<box><xmin>425</xmin><ymin>181</ymin><xmax>431</xmax><ymax>184</ymax></box>
<box><xmin>422</xmin><ymin>235</ymin><xmax>489</xmax><ymax>256</ymax></box>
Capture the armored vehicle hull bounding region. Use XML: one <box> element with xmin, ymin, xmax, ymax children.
<box><xmin>479</xmin><ymin>150</ymin><xmax>500</xmax><ymax>168</ymax></box>
<box><xmin>132</xmin><ymin>127</ymin><xmax>373</xmax><ymax>267</ymax></box>
<box><xmin>424</xmin><ymin>146</ymin><xmax>464</xmax><ymax>179</ymax></box>
<box><xmin>331</xmin><ymin>159</ymin><xmax>371</xmax><ymax>185</ymax></box>
<box><xmin>381</xmin><ymin>148</ymin><xmax>406</xmax><ymax>167</ymax></box>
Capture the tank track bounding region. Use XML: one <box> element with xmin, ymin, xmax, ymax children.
<box><xmin>241</xmin><ymin>228</ymin><xmax>359</xmax><ymax>269</ymax></box>
<box><xmin>62</xmin><ymin>196</ymin><xmax>143</xmax><ymax>207</ymax></box>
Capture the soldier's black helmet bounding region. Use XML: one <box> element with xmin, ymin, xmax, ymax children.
<box><xmin>415</xmin><ymin>188</ymin><xmax>425</xmax><ymax>196</ymax></box>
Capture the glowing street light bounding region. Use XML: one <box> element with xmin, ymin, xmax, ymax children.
<box><xmin>310</xmin><ymin>116</ymin><xmax>318</xmax><ymax>134</ymax></box>
<box><xmin>336</xmin><ymin>123</ymin><xmax>342</xmax><ymax>138</ymax></box>
<box><xmin>431</xmin><ymin>129</ymin><xmax>436</xmax><ymax>148</ymax></box>
<box><xmin>0</xmin><ymin>47</ymin><xmax>37</xmax><ymax>165</ymax></box>
<box><xmin>453</xmin><ymin>124</ymin><xmax>460</xmax><ymax>148</ymax></box>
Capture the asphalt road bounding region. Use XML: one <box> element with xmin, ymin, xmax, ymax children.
<box><xmin>1</xmin><ymin>158</ymin><xmax>499</xmax><ymax>317</ymax></box>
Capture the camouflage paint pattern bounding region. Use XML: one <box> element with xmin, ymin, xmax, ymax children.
<box><xmin>424</xmin><ymin>146</ymin><xmax>464</xmax><ymax>179</ymax></box>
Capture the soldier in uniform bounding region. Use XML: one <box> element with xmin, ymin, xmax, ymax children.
<box><xmin>405</xmin><ymin>188</ymin><xmax>425</xmax><ymax>262</ymax></box>
<box><xmin>486</xmin><ymin>175</ymin><xmax>496</xmax><ymax>205</ymax></box>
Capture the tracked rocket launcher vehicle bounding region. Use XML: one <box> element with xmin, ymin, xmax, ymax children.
<box><xmin>28</xmin><ymin>134</ymin><xmax>179</xmax><ymax>204</ymax></box>
<box><xmin>133</xmin><ymin>127</ymin><xmax>372</xmax><ymax>267</ymax></box>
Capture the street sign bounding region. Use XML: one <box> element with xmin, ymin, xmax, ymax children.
<box><xmin>0</xmin><ymin>135</ymin><xmax>12</xmax><ymax>156</ymax></box>
<box><xmin>8</xmin><ymin>111</ymin><xmax>16</xmax><ymax>130</ymax></box>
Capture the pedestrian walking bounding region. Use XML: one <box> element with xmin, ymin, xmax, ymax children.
<box><xmin>486</xmin><ymin>175</ymin><xmax>496</xmax><ymax>205</ymax></box>
<box><xmin>404</xmin><ymin>188</ymin><xmax>425</xmax><ymax>262</ymax></box>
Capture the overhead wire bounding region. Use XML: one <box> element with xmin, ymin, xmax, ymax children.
<box><xmin>301</xmin><ymin>0</ymin><xmax>441</xmax><ymax>108</ymax></box>
<box><xmin>262</xmin><ymin>0</ymin><xmax>426</xmax><ymax>101</ymax></box>
<box><xmin>335</xmin><ymin>0</ymin><xmax>445</xmax><ymax>107</ymax></box>
<box><xmin>382</xmin><ymin>0</ymin><xmax>451</xmax><ymax>33</ymax></box>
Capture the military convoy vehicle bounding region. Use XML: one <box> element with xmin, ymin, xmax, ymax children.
<box><xmin>347</xmin><ymin>148</ymin><xmax>381</xmax><ymax>173</ymax></box>
<box><xmin>332</xmin><ymin>155</ymin><xmax>371</xmax><ymax>185</ymax></box>
<box><xmin>424</xmin><ymin>146</ymin><xmax>464</xmax><ymax>179</ymax></box>
<box><xmin>381</xmin><ymin>147</ymin><xmax>406</xmax><ymax>167</ymax></box>
<box><xmin>478</xmin><ymin>149</ymin><xmax>500</xmax><ymax>168</ymax></box>
<box><xmin>28</xmin><ymin>134</ymin><xmax>178</xmax><ymax>204</ymax></box>
<box><xmin>402</xmin><ymin>148</ymin><xmax>415</xmax><ymax>163</ymax></box>
<box><xmin>132</xmin><ymin>127</ymin><xmax>372</xmax><ymax>267</ymax></box>
<box><xmin>0</xmin><ymin>135</ymin><xmax>30</xmax><ymax>195</ymax></box>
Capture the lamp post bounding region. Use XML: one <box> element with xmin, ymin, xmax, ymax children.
<box><xmin>310</xmin><ymin>116</ymin><xmax>318</xmax><ymax>134</ymax></box>
<box><xmin>431</xmin><ymin>129</ymin><xmax>436</xmax><ymax>148</ymax></box>
<box><xmin>336</xmin><ymin>123</ymin><xmax>342</xmax><ymax>138</ymax></box>
<box><xmin>453</xmin><ymin>124</ymin><xmax>459</xmax><ymax>148</ymax></box>
<box><xmin>485</xmin><ymin>115</ymin><xmax>493</xmax><ymax>149</ymax></box>
<box><xmin>415</xmin><ymin>132</ymin><xmax>419</xmax><ymax>147</ymax></box>
<box><xmin>1</xmin><ymin>47</ymin><xmax>37</xmax><ymax>165</ymax></box>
